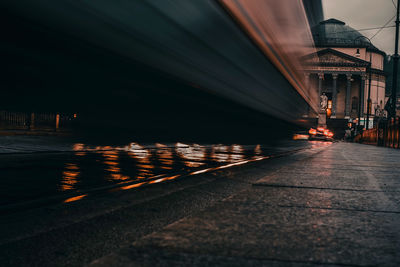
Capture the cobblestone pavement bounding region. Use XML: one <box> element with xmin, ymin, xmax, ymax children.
<box><xmin>0</xmin><ymin>138</ymin><xmax>326</xmax><ymax>266</ymax></box>
<box><xmin>91</xmin><ymin>143</ymin><xmax>400</xmax><ymax>266</ymax></box>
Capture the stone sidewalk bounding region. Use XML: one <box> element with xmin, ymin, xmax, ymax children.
<box><xmin>91</xmin><ymin>143</ymin><xmax>400</xmax><ymax>266</ymax></box>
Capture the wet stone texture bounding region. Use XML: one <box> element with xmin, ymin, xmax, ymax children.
<box><xmin>92</xmin><ymin>143</ymin><xmax>400</xmax><ymax>266</ymax></box>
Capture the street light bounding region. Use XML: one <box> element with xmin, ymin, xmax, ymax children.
<box><xmin>391</xmin><ymin>0</ymin><xmax>400</xmax><ymax>119</ymax></box>
<box><xmin>353</xmin><ymin>47</ymin><xmax>366</xmax><ymax>132</ymax></box>
<box><xmin>354</xmin><ymin>35</ymin><xmax>373</xmax><ymax>130</ymax></box>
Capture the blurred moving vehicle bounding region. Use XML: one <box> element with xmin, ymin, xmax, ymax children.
<box><xmin>308</xmin><ymin>127</ymin><xmax>334</xmax><ymax>141</ymax></box>
<box><xmin>293</xmin><ymin>131</ymin><xmax>310</xmax><ymax>140</ymax></box>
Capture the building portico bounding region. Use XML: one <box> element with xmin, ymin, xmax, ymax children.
<box><xmin>305</xmin><ymin>19</ymin><xmax>387</xmax><ymax>131</ymax></box>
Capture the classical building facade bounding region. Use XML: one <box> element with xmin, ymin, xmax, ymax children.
<box><xmin>304</xmin><ymin>19</ymin><xmax>386</xmax><ymax>128</ymax></box>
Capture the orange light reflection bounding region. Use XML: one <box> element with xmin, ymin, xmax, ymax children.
<box><xmin>156</xmin><ymin>143</ymin><xmax>174</xmax><ymax>169</ymax></box>
<box><xmin>121</xmin><ymin>182</ymin><xmax>146</xmax><ymax>190</ymax></box>
<box><xmin>128</xmin><ymin>142</ymin><xmax>154</xmax><ymax>179</ymax></box>
<box><xmin>230</xmin><ymin>144</ymin><xmax>244</xmax><ymax>162</ymax></box>
<box><xmin>101</xmin><ymin>150</ymin><xmax>130</xmax><ymax>181</ymax></box>
<box><xmin>210</xmin><ymin>145</ymin><xmax>230</xmax><ymax>163</ymax></box>
<box><xmin>175</xmin><ymin>143</ymin><xmax>206</xmax><ymax>168</ymax></box>
<box><xmin>64</xmin><ymin>194</ymin><xmax>87</xmax><ymax>203</ymax></box>
<box><xmin>61</xmin><ymin>163</ymin><xmax>80</xmax><ymax>191</ymax></box>
<box><xmin>190</xmin><ymin>168</ymin><xmax>213</xmax><ymax>175</ymax></box>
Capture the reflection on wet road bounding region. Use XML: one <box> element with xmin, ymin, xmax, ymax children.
<box><xmin>0</xmin><ymin>141</ymin><xmax>332</xmax><ymax>208</ymax></box>
<box><xmin>64</xmin><ymin>142</ymin><xmax>267</xmax><ymax>195</ymax></box>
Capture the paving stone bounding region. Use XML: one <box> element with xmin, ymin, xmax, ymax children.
<box><xmin>91</xmin><ymin>143</ymin><xmax>400</xmax><ymax>266</ymax></box>
<box><xmin>226</xmin><ymin>187</ymin><xmax>400</xmax><ymax>213</ymax></box>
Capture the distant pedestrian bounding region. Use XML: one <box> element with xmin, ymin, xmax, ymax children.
<box><xmin>344</xmin><ymin>129</ymin><xmax>351</xmax><ymax>141</ymax></box>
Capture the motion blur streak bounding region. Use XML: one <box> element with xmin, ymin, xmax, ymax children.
<box><xmin>219</xmin><ymin>0</ymin><xmax>319</xmax><ymax>112</ymax></box>
<box><xmin>1</xmin><ymin>0</ymin><xmax>321</xmax><ymax>132</ymax></box>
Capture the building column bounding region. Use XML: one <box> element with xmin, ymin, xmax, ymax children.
<box><xmin>345</xmin><ymin>74</ymin><xmax>352</xmax><ymax>118</ymax></box>
<box><xmin>360</xmin><ymin>74</ymin><xmax>366</xmax><ymax>118</ymax></box>
<box><xmin>317</xmin><ymin>72</ymin><xmax>327</xmax><ymax>127</ymax></box>
<box><xmin>331</xmin><ymin>73</ymin><xmax>338</xmax><ymax>118</ymax></box>
<box><xmin>304</xmin><ymin>73</ymin><xmax>310</xmax><ymax>117</ymax></box>
<box><xmin>318</xmin><ymin>72</ymin><xmax>324</xmax><ymax>98</ymax></box>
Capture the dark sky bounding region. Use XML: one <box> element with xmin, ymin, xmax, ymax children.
<box><xmin>323</xmin><ymin>0</ymin><xmax>396</xmax><ymax>55</ymax></box>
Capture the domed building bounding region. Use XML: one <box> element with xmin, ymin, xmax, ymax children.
<box><xmin>304</xmin><ymin>18</ymin><xmax>386</xmax><ymax>130</ymax></box>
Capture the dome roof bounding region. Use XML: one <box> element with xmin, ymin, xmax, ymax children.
<box><xmin>311</xmin><ymin>18</ymin><xmax>385</xmax><ymax>55</ymax></box>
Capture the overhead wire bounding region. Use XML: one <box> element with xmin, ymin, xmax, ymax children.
<box><xmin>370</xmin><ymin>14</ymin><xmax>396</xmax><ymax>39</ymax></box>
<box><xmin>322</xmin><ymin>1</ymin><xmax>397</xmax><ymax>37</ymax></box>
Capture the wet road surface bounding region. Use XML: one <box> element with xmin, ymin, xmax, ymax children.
<box><xmin>0</xmin><ymin>136</ymin><xmax>333</xmax><ymax>266</ymax></box>
<box><xmin>0</xmin><ymin>137</ymin><xmax>329</xmax><ymax>211</ymax></box>
<box><xmin>91</xmin><ymin>142</ymin><xmax>400</xmax><ymax>267</ymax></box>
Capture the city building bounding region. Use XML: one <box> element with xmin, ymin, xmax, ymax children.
<box><xmin>303</xmin><ymin>18</ymin><xmax>387</xmax><ymax>130</ymax></box>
